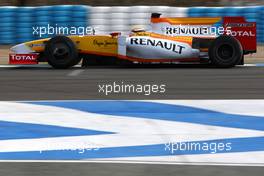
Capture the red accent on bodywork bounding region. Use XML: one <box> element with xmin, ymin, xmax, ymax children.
<box><xmin>9</xmin><ymin>54</ymin><xmax>39</xmax><ymax>65</ymax></box>
<box><xmin>223</xmin><ymin>17</ymin><xmax>256</xmax><ymax>52</ymax></box>
<box><xmin>118</xmin><ymin>55</ymin><xmax>200</xmax><ymax>63</ymax></box>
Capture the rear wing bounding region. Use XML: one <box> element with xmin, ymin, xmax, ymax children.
<box><xmin>223</xmin><ymin>17</ymin><xmax>256</xmax><ymax>54</ymax></box>
<box><xmin>150</xmin><ymin>13</ymin><xmax>256</xmax><ymax>54</ymax></box>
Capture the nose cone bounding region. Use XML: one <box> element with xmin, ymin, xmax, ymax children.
<box><xmin>10</xmin><ymin>43</ymin><xmax>34</xmax><ymax>54</ymax></box>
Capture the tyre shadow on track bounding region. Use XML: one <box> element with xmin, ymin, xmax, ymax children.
<box><xmin>3</xmin><ymin>64</ymin><xmax>246</xmax><ymax>70</ymax></box>
<box><xmin>83</xmin><ymin>64</ymin><xmax>245</xmax><ymax>69</ymax></box>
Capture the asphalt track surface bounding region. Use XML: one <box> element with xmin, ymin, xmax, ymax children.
<box><xmin>0</xmin><ymin>64</ymin><xmax>264</xmax><ymax>100</ymax></box>
<box><xmin>0</xmin><ymin>162</ymin><xmax>263</xmax><ymax>176</ymax></box>
<box><xmin>0</xmin><ymin>64</ymin><xmax>264</xmax><ymax>176</ymax></box>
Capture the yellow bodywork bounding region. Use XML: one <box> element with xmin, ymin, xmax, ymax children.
<box><xmin>130</xmin><ymin>31</ymin><xmax>193</xmax><ymax>46</ymax></box>
<box><xmin>22</xmin><ymin>32</ymin><xmax>194</xmax><ymax>57</ymax></box>
<box><xmin>151</xmin><ymin>17</ymin><xmax>222</xmax><ymax>25</ymax></box>
<box><xmin>24</xmin><ymin>35</ymin><xmax>118</xmax><ymax>56</ymax></box>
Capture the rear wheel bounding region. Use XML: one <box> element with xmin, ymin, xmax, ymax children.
<box><xmin>45</xmin><ymin>36</ymin><xmax>81</xmax><ymax>69</ymax></box>
<box><xmin>209</xmin><ymin>35</ymin><xmax>243</xmax><ymax>68</ymax></box>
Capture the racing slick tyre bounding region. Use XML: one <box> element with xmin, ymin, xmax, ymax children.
<box><xmin>209</xmin><ymin>35</ymin><xmax>243</xmax><ymax>68</ymax></box>
<box><xmin>44</xmin><ymin>36</ymin><xmax>81</xmax><ymax>69</ymax></box>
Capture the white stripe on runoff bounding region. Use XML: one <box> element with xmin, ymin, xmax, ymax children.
<box><xmin>98</xmin><ymin>151</ymin><xmax>264</xmax><ymax>165</ymax></box>
<box><xmin>0</xmin><ymin>100</ymin><xmax>263</xmax><ymax>154</ymax></box>
<box><xmin>145</xmin><ymin>100</ymin><xmax>264</xmax><ymax>117</ymax></box>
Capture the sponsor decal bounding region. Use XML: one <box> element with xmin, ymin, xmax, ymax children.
<box><xmin>163</xmin><ymin>25</ymin><xmax>230</xmax><ymax>36</ymax></box>
<box><xmin>29</xmin><ymin>43</ymin><xmax>45</xmax><ymax>47</ymax></box>
<box><xmin>130</xmin><ymin>38</ymin><xmax>185</xmax><ymax>54</ymax></box>
<box><xmin>9</xmin><ymin>54</ymin><xmax>38</xmax><ymax>64</ymax></box>
<box><xmin>93</xmin><ymin>39</ymin><xmax>117</xmax><ymax>47</ymax></box>
<box><xmin>226</xmin><ymin>23</ymin><xmax>255</xmax><ymax>28</ymax></box>
<box><xmin>224</xmin><ymin>22</ymin><xmax>255</xmax><ymax>37</ymax></box>
<box><xmin>226</xmin><ymin>30</ymin><xmax>255</xmax><ymax>37</ymax></box>
<box><xmin>162</xmin><ymin>24</ymin><xmax>255</xmax><ymax>37</ymax></box>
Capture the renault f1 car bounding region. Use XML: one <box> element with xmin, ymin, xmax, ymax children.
<box><xmin>9</xmin><ymin>13</ymin><xmax>257</xmax><ymax>68</ymax></box>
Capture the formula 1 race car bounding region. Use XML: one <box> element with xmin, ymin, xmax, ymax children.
<box><xmin>9</xmin><ymin>13</ymin><xmax>257</xmax><ymax>68</ymax></box>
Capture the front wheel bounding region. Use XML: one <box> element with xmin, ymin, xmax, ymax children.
<box><xmin>44</xmin><ymin>36</ymin><xmax>81</xmax><ymax>69</ymax></box>
<box><xmin>209</xmin><ymin>35</ymin><xmax>243</xmax><ymax>68</ymax></box>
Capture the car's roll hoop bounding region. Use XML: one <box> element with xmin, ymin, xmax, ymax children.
<box><xmin>151</xmin><ymin>13</ymin><xmax>162</xmax><ymax>18</ymax></box>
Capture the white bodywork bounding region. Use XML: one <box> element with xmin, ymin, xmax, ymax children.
<box><xmin>151</xmin><ymin>22</ymin><xmax>218</xmax><ymax>37</ymax></box>
<box><xmin>125</xmin><ymin>36</ymin><xmax>199</xmax><ymax>59</ymax></box>
<box><xmin>117</xmin><ymin>17</ymin><xmax>218</xmax><ymax>60</ymax></box>
<box><xmin>10</xmin><ymin>43</ymin><xmax>34</xmax><ymax>54</ymax></box>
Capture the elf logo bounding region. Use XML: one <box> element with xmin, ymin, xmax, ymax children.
<box><xmin>9</xmin><ymin>54</ymin><xmax>38</xmax><ymax>64</ymax></box>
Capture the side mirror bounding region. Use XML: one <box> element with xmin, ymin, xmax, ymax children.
<box><xmin>110</xmin><ymin>32</ymin><xmax>121</xmax><ymax>37</ymax></box>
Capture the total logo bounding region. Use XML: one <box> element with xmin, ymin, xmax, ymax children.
<box><xmin>9</xmin><ymin>54</ymin><xmax>38</xmax><ymax>64</ymax></box>
<box><xmin>10</xmin><ymin>54</ymin><xmax>37</xmax><ymax>61</ymax></box>
<box><xmin>227</xmin><ymin>30</ymin><xmax>255</xmax><ymax>37</ymax></box>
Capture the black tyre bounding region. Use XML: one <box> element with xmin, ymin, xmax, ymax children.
<box><xmin>209</xmin><ymin>35</ymin><xmax>243</xmax><ymax>68</ymax></box>
<box><xmin>44</xmin><ymin>36</ymin><xmax>80</xmax><ymax>69</ymax></box>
